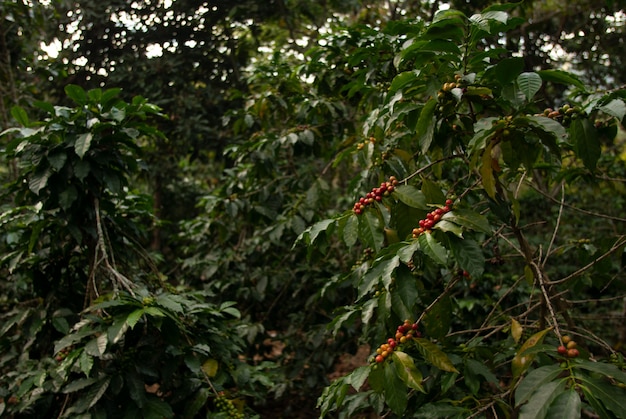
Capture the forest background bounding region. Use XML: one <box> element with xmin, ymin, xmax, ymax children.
<box><xmin>1</xmin><ymin>0</ymin><xmax>626</xmax><ymax>418</ymax></box>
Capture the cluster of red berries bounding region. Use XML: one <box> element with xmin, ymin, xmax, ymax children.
<box><xmin>353</xmin><ymin>176</ymin><xmax>399</xmax><ymax>215</ymax></box>
<box><xmin>412</xmin><ymin>199</ymin><xmax>453</xmax><ymax>238</ymax></box>
<box><xmin>55</xmin><ymin>346</ymin><xmax>72</xmax><ymax>362</ymax></box>
<box><xmin>556</xmin><ymin>335</ymin><xmax>580</xmax><ymax>359</ymax></box>
<box><xmin>374</xmin><ymin>319</ymin><xmax>422</xmax><ymax>363</ymax></box>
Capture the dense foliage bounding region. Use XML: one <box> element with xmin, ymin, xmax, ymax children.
<box><xmin>1</xmin><ymin>1</ymin><xmax>626</xmax><ymax>418</ymax></box>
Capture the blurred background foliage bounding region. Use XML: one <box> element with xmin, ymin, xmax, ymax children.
<box><xmin>1</xmin><ymin>0</ymin><xmax>625</xmax><ymax>417</ymax></box>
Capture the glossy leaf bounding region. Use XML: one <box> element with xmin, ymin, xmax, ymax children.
<box><xmin>65</xmin><ymin>84</ymin><xmax>88</xmax><ymax>105</ymax></box>
<box><xmin>515</xmin><ymin>364</ymin><xmax>562</xmax><ymax>407</ymax></box>
<box><xmin>384</xmin><ymin>359</ymin><xmax>408</xmax><ymax>415</ymax></box>
<box><xmin>418</xmin><ymin>233</ymin><xmax>447</xmax><ymax>265</ymax></box>
<box><xmin>359</xmin><ymin>211</ymin><xmax>384</xmax><ymax>252</ymax></box>
<box><xmin>579</xmin><ymin>375</ymin><xmax>626</xmax><ymax>417</ymax></box>
<box><xmin>75</xmin><ymin>133</ymin><xmax>93</xmax><ymax>158</ymax></box>
<box><xmin>10</xmin><ymin>106</ymin><xmax>29</xmax><ymax>126</ymax></box>
<box><xmin>576</xmin><ymin>359</ymin><xmax>626</xmax><ymax>384</ymax></box>
<box><xmin>422</xmin><ymin>295</ymin><xmax>452</xmax><ymax>340</ymax></box>
<box><xmin>545</xmin><ymin>389</ymin><xmax>581</xmax><ymax>419</ymax></box>
<box><xmin>518</xmin><ymin>380</ymin><xmax>566</xmax><ymax>419</ymax></box>
<box><xmin>414</xmin><ymin>337</ymin><xmax>459</xmax><ymax>373</ymax></box>
<box><xmin>598</xmin><ymin>98</ymin><xmax>626</xmax><ymax>120</ymax></box>
<box><xmin>393</xmin><ymin>185</ymin><xmax>428</xmax><ymax>209</ymax></box>
<box><xmin>442</xmin><ymin>209</ymin><xmax>491</xmax><ymax>233</ymax></box>
<box><xmin>570</xmin><ymin>118</ymin><xmax>600</xmax><ymax>170</ymax></box>
<box><xmin>392</xmin><ymin>351</ymin><xmax>425</xmax><ymax>392</ymax></box>
<box><xmin>417</xmin><ymin>98</ymin><xmax>437</xmax><ymax>153</ymax></box>
<box><xmin>449</xmin><ymin>236</ymin><xmax>484</xmax><ymax>278</ymax></box>
<box><xmin>537</xmin><ymin>69</ymin><xmax>586</xmax><ymax>91</ymax></box>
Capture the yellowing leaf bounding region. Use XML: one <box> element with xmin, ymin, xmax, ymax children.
<box><xmin>480</xmin><ymin>141</ymin><xmax>496</xmax><ymax>198</ymax></box>
<box><xmin>511</xmin><ymin>318</ymin><xmax>523</xmax><ymax>344</ymax></box>
<box><xmin>415</xmin><ymin>338</ymin><xmax>459</xmax><ymax>373</ymax></box>
<box><xmin>202</xmin><ymin>358</ymin><xmax>219</xmax><ymax>377</ymax></box>
<box><xmin>512</xmin><ymin>327</ymin><xmax>552</xmax><ymax>378</ymax></box>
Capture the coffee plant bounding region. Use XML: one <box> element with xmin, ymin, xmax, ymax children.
<box><xmin>0</xmin><ymin>86</ymin><xmax>271</xmax><ymax>418</ymax></box>
<box><xmin>287</xmin><ymin>4</ymin><xmax>626</xmax><ymax>418</ymax></box>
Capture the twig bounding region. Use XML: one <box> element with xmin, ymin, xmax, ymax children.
<box><xmin>416</xmin><ymin>275</ymin><xmax>462</xmax><ymax>325</ymax></box>
<box><xmin>542</xmin><ymin>183</ymin><xmax>565</xmax><ymax>268</ymax></box>
<box><xmin>530</xmin><ymin>183</ymin><xmax>626</xmax><ymax>223</ymax></box>
<box><xmin>547</xmin><ymin>235</ymin><xmax>626</xmax><ymax>285</ymax></box>
<box><xmin>403</xmin><ymin>154</ymin><xmax>465</xmax><ymax>183</ymax></box>
<box><xmin>93</xmin><ymin>198</ymin><xmax>136</xmax><ymax>296</ymax></box>
<box><xmin>509</xmin><ymin>222</ymin><xmax>564</xmax><ymax>340</ymax></box>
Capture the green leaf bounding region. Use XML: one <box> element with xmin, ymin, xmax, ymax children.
<box><xmin>417</xmin><ymin>98</ymin><xmax>437</xmax><ymax>153</ymax></box>
<box><xmin>418</xmin><ymin>233</ymin><xmax>447</xmax><ymax>265</ymax></box>
<box><xmin>87</xmin><ymin>377</ymin><xmax>111</xmax><ymax>409</ymax></box>
<box><xmin>434</xmin><ymin>220</ymin><xmax>463</xmax><ymax>237</ymax></box>
<box><xmin>395</xmin><ymin>266</ymin><xmax>419</xmax><ymax>317</ymax></box>
<box><xmin>515</xmin><ymin>364</ymin><xmax>563</xmax><ymax>407</ymax></box>
<box><xmin>342</xmin><ymin>213</ymin><xmax>359</xmax><ymax>247</ymax></box>
<box><xmin>537</xmin><ymin>69</ymin><xmax>586</xmax><ymax>91</ymax></box>
<box><xmin>518</xmin><ymin>380</ymin><xmax>566</xmax><ymax>419</ymax></box>
<box><xmin>126</xmin><ymin>309</ymin><xmax>144</xmax><ymax>329</ymax></box>
<box><xmin>414</xmin><ymin>338</ymin><xmax>459</xmax><ymax>373</ymax></box>
<box><xmin>182</xmin><ymin>387</ymin><xmax>210</xmax><ymax>419</ymax></box>
<box><xmin>545</xmin><ymin>389</ymin><xmax>581</xmax><ymax>419</ymax></box>
<box><xmin>79</xmin><ymin>350</ymin><xmax>94</xmax><ymax>377</ymax></box>
<box><xmin>47</xmin><ymin>151</ymin><xmax>67</xmax><ymax>171</ymax></box>
<box><xmin>576</xmin><ymin>359</ymin><xmax>626</xmax><ymax>384</ymax></box>
<box><xmin>59</xmin><ymin>185</ymin><xmax>78</xmax><ymax>210</ymax></box>
<box><xmin>598</xmin><ymin>98</ymin><xmax>626</xmax><ymax>120</ymax></box>
<box><xmin>62</xmin><ymin>377</ymin><xmax>99</xmax><ymax>394</ymax></box>
<box><xmin>29</xmin><ymin>168</ymin><xmax>52</xmax><ymax>195</ymax></box>
<box><xmin>144</xmin><ymin>397</ymin><xmax>174</xmax><ymax>419</ymax></box>
<box><xmin>85</xmin><ymin>333</ymin><xmax>107</xmax><ymax>357</ymax></box>
<box><xmin>384</xmin><ymin>359</ymin><xmax>408</xmax><ymax>415</ymax></box>
<box><xmin>358</xmin><ymin>210</ymin><xmax>384</xmax><ymax>252</ymax></box>
<box><xmin>517</xmin><ymin>72</ymin><xmax>542</xmax><ymax>101</ymax></box>
<box><xmin>579</xmin><ymin>376</ymin><xmax>626</xmax><ymax>417</ymax></box>
<box><xmin>392</xmin><ymin>351</ymin><xmax>425</xmax><ymax>392</ymax></box>
<box><xmin>347</xmin><ymin>365</ymin><xmax>370</xmax><ymax>391</ymax></box>
<box><xmin>421</xmin><ymin>178</ymin><xmax>445</xmax><ymax>204</ymax></box>
<box><xmin>421</xmin><ymin>295</ymin><xmax>452</xmax><ymax>340</ymax></box>
<box><xmin>441</xmin><ymin>209</ymin><xmax>491</xmax><ymax>234</ymax></box>
<box><xmin>570</xmin><ymin>118</ymin><xmax>600</xmax><ymax>171</ymax></box>
<box><xmin>389</xmin><ymin>70</ymin><xmax>420</xmax><ymax>94</ymax></box>
<box><xmin>75</xmin><ymin>133</ymin><xmax>94</xmax><ymax>158</ymax></box>
<box><xmin>296</xmin><ymin>218</ymin><xmax>335</xmax><ymax>246</ymax></box>
<box><xmin>65</xmin><ymin>84</ymin><xmax>88</xmax><ymax>105</ymax></box>
<box><xmin>449</xmin><ymin>237</ymin><xmax>484</xmax><ymax>278</ymax></box>
<box><xmin>107</xmin><ymin>317</ymin><xmax>129</xmax><ymax>345</ymax></box>
<box><xmin>10</xmin><ymin>105</ymin><xmax>29</xmax><ymax>126</ymax></box>
<box><xmin>394</xmin><ymin>184</ymin><xmax>428</xmax><ymax>209</ymax></box>
<box><xmin>368</xmin><ymin>363</ymin><xmax>385</xmax><ymax>393</ymax></box>
<box><xmin>358</xmin><ymin>255</ymin><xmax>400</xmax><ymax>297</ymax></box>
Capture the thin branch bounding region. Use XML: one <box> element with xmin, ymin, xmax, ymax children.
<box><xmin>403</xmin><ymin>154</ymin><xmax>465</xmax><ymax>184</ymax></box>
<box><xmin>416</xmin><ymin>275</ymin><xmax>462</xmax><ymax>325</ymax></box>
<box><xmin>530</xmin><ymin>183</ymin><xmax>626</xmax><ymax>223</ymax></box>
<box><xmin>542</xmin><ymin>183</ymin><xmax>564</xmax><ymax>268</ymax></box>
<box><xmin>93</xmin><ymin>197</ymin><xmax>136</xmax><ymax>297</ymax></box>
<box><xmin>547</xmin><ymin>235</ymin><xmax>626</xmax><ymax>285</ymax></box>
